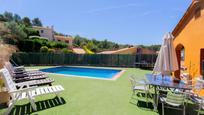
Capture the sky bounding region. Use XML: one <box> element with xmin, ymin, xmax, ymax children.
<box><xmin>0</xmin><ymin>0</ymin><xmax>191</xmax><ymax>45</ymax></box>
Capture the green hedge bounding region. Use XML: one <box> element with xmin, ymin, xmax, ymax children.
<box><xmin>11</xmin><ymin>53</ymin><xmax>157</xmax><ymax>67</ymax></box>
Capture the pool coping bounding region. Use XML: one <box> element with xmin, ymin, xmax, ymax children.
<box><xmin>34</xmin><ymin>66</ymin><xmax>126</xmax><ymax>81</ymax></box>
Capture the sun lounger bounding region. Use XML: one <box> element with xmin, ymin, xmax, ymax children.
<box><xmin>4</xmin><ymin>65</ymin><xmax>48</xmax><ymax>82</ymax></box>
<box><xmin>3</xmin><ymin>68</ymin><xmax>54</xmax><ymax>87</ymax></box>
<box><xmin>15</xmin><ymin>78</ymin><xmax>54</xmax><ymax>87</ymax></box>
<box><xmin>0</xmin><ymin>68</ymin><xmax>64</xmax><ymax>115</ymax></box>
<box><xmin>5</xmin><ymin>62</ymin><xmax>44</xmax><ymax>76</ymax></box>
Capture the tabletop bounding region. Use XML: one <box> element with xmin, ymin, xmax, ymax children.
<box><xmin>145</xmin><ymin>74</ymin><xmax>192</xmax><ymax>90</ymax></box>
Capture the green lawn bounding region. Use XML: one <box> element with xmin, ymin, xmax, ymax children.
<box><xmin>0</xmin><ymin>67</ymin><xmax>159</xmax><ymax>115</ymax></box>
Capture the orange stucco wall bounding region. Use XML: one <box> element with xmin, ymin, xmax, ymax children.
<box><xmin>174</xmin><ymin>0</ymin><xmax>204</xmax><ymax>78</ymax></box>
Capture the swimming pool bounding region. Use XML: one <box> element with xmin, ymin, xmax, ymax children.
<box><xmin>40</xmin><ymin>67</ymin><xmax>123</xmax><ymax>80</ymax></box>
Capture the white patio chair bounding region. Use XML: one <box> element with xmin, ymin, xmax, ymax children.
<box><xmin>160</xmin><ymin>91</ymin><xmax>186</xmax><ymax>115</ymax></box>
<box><xmin>0</xmin><ymin>68</ymin><xmax>64</xmax><ymax>115</ymax></box>
<box><xmin>188</xmin><ymin>79</ymin><xmax>204</xmax><ymax>115</ymax></box>
<box><xmin>129</xmin><ymin>75</ymin><xmax>154</xmax><ymax>107</ymax></box>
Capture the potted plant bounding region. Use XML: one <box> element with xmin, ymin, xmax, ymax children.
<box><xmin>0</xmin><ymin>77</ymin><xmax>9</xmax><ymax>104</ymax></box>
<box><xmin>0</xmin><ymin>42</ymin><xmax>16</xmax><ymax>105</ymax></box>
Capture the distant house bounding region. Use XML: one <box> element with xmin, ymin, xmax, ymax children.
<box><xmin>33</xmin><ymin>26</ymin><xmax>55</xmax><ymax>41</ymax></box>
<box><xmin>136</xmin><ymin>47</ymin><xmax>157</xmax><ymax>55</ymax></box>
<box><xmin>99</xmin><ymin>47</ymin><xmax>137</xmax><ymax>54</ymax></box>
<box><xmin>98</xmin><ymin>47</ymin><xmax>156</xmax><ymax>55</ymax></box>
<box><xmin>54</xmin><ymin>35</ymin><xmax>73</xmax><ymax>48</ymax></box>
<box><xmin>33</xmin><ymin>26</ymin><xmax>73</xmax><ymax>48</ymax></box>
<box><xmin>173</xmin><ymin>0</ymin><xmax>204</xmax><ymax>78</ymax></box>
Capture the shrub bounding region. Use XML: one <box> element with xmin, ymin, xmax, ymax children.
<box><xmin>3</xmin><ymin>38</ymin><xmax>17</xmax><ymax>45</ymax></box>
<box><xmin>61</xmin><ymin>48</ymin><xmax>74</xmax><ymax>54</ymax></box>
<box><xmin>17</xmin><ymin>39</ymin><xmax>42</xmax><ymax>52</ymax></box>
<box><xmin>40</xmin><ymin>46</ymin><xmax>48</xmax><ymax>53</ymax></box>
<box><xmin>24</xmin><ymin>27</ymin><xmax>40</xmax><ymax>36</ymax></box>
<box><xmin>48</xmin><ymin>48</ymin><xmax>55</xmax><ymax>53</ymax></box>
<box><xmin>50</xmin><ymin>41</ymin><xmax>68</xmax><ymax>49</ymax></box>
<box><xmin>5</xmin><ymin>21</ymin><xmax>27</xmax><ymax>40</ymax></box>
<box><xmin>17</xmin><ymin>39</ymin><xmax>34</xmax><ymax>52</ymax></box>
<box><xmin>83</xmin><ymin>46</ymin><xmax>94</xmax><ymax>54</ymax></box>
<box><xmin>33</xmin><ymin>39</ymin><xmax>42</xmax><ymax>52</ymax></box>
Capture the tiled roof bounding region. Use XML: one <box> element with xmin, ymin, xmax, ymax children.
<box><xmin>73</xmin><ymin>48</ymin><xmax>86</xmax><ymax>54</ymax></box>
<box><xmin>172</xmin><ymin>0</ymin><xmax>199</xmax><ymax>37</ymax></box>
<box><xmin>54</xmin><ymin>35</ymin><xmax>73</xmax><ymax>40</ymax></box>
<box><xmin>98</xmin><ymin>47</ymin><xmax>137</xmax><ymax>54</ymax></box>
<box><xmin>33</xmin><ymin>26</ymin><xmax>53</xmax><ymax>30</ymax></box>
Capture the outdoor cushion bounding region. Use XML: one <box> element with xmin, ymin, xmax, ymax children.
<box><xmin>160</xmin><ymin>97</ymin><xmax>181</xmax><ymax>107</ymax></box>
<box><xmin>190</xmin><ymin>96</ymin><xmax>204</xmax><ymax>109</ymax></box>
<box><xmin>160</xmin><ymin>92</ymin><xmax>185</xmax><ymax>107</ymax></box>
<box><xmin>134</xmin><ymin>86</ymin><xmax>147</xmax><ymax>91</ymax></box>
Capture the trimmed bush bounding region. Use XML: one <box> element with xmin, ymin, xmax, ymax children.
<box><xmin>50</xmin><ymin>42</ymin><xmax>68</xmax><ymax>49</ymax></box>
<box><xmin>61</xmin><ymin>48</ymin><xmax>74</xmax><ymax>54</ymax></box>
<box><xmin>40</xmin><ymin>46</ymin><xmax>48</xmax><ymax>53</ymax></box>
<box><xmin>48</xmin><ymin>48</ymin><xmax>55</xmax><ymax>53</ymax></box>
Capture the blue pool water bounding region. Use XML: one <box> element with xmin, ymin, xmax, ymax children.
<box><xmin>40</xmin><ymin>67</ymin><xmax>122</xmax><ymax>79</ymax></box>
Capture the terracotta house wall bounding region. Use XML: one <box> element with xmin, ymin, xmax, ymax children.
<box><xmin>173</xmin><ymin>0</ymin><xmax>204</xmax><ymax>78</ymax></box>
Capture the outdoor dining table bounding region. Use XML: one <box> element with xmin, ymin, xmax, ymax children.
<box><xmin>145</xmin><ymin>74</ymin><xmax>192</xmax><ymax>111</ymax></box>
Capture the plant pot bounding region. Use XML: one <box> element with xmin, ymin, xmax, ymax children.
<box><xmin>0</xmin><ymin>88</ymin><xmax>10</xmax><ymax>104</ymax></box>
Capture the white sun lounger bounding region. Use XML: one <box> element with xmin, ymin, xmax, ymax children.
<box><xmin>0</xmin><ymin>68</ymin><xmax>64</xmax><ymax>115</ymax></box>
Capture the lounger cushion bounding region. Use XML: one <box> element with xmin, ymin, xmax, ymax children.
<box><xmin>15</xmin><ymin>85</ymin><xmax>64</xmax><ymax>100</ymax></box>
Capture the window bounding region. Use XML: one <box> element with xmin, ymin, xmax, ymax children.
<box><xmin>181</xmin><ymin>48</ymin><xmax>185</xmax><ymax>61</ymax></box>
<box><xmin>201</xmin><ymin>60</ymin><xmax>204</xmax><ymax>76</ymax></box>
<box><xmin>66</xmin><ymin>40</ymin><xmax>69</xmax><ymax>43</ymax></box>
<box><xmin>200</xmin><ymin>49</ymin><xmax>204</xmax><ymax>77</ymax></box>
<box><xmin>195</xmin><ymin>7</ymin><xmax>201</xmax><ymax>19</ymax></box>
<box><xmin>40</xmin><ymin>30</ymin><xmax>44</xmax><ymax>33</ymax></box>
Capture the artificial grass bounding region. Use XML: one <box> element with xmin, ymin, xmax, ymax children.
<box><xmin>0</xmin><ymin>67</ymin><xmax>159</xmax><ymax>115</ymax></box>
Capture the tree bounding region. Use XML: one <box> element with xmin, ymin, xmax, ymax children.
<box><xmin>138</xmin><ymin>45</ymin><xmax>161</xmax><ymax>52</ymax></box>
<box><xmin>0</xmin><ymin>22</ymin><xmax>18</xmax><ymax>45</ymax></box>
<box><xmin>0</xmin><ymin>22</ymin><xmax>9</xmax><ymax>38</ymax></box>
<box><xmin>5</xmin><ymin>21</ymin><xmax>27</xmax><ymax>40</ymax></box>
<box><xmin>0</xmin><ymin>14</ymin><xmax>6</xmax><ymax>21</ymax></box>
<box><xmin>86</xmin><ymin>41</ymin><xmax>98</xmax><ymax>52</ymax></box>
<box><xmin>22</xmin><ymin>17</ymin><xmax>32</xmax><ymax>27</ymax></box>
<box><xmin>54</xmin><ymin>31</ymin><xmax>63</xmax><ymax>36</ymax></box>
<box><xmin>92</xmin><ymin>39</ymin><xmax>100</xmax><ymax>45</ymax></box>
<box><xmin>3</xmin><ymin>11</ymin><xmax>13</xmax><ymax>22</ymax></box>
<box><xmin>32</xmin><ymin>18</ymin><xmax>42</xmax><ymax>26</ymax></box>
<box><xmin>113</xmin><ymin>43</ymin><xmax>119</xmax><ymax>49</ymax></box>
<box><xmin>13</xmin><ymin>14</ymin><xmax>21</xmax><ymax>23</ymax></box>
<box><xmin>98</xmin><ymin>39</ymin><xmax>110</xmax><ymax>49</ymax></box>
<box><xmin>73</xmin><ymin>35</ymin><xmax>89</xmax><ymax>47</ymax></box>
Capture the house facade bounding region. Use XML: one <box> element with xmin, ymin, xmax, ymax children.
<box><xmin>33</xmin><ymin>26</ymin><xmax>73</xmax><ymax>48</ymax></box>
<box><xmin>173</xmin><ymin>0</ymin><xmax>204</xmax><ymax>78</ymax></box>
<box><xmin>33</xmin><ymin>26</ymin><xmax>55</xmax><ymax>41</ymax></box>
<box><xmin>54</xmin><ymin>35</ymin><xmax>73</xmax><ymax>48</ymax></box>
